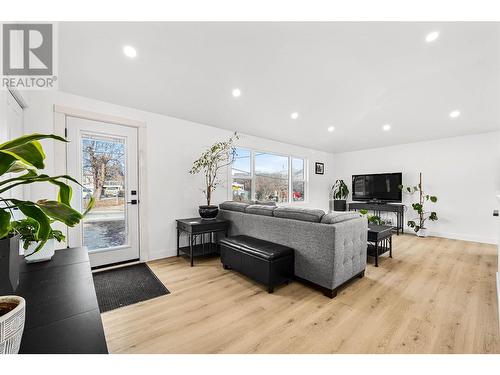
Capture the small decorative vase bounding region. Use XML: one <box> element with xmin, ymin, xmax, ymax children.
<box><xmin>199</xmin><ymin>205</ymin><xmax>219</xmax><ymax>220</ymax></box>
<box><xmin>0</xmin><ymin>295</ymin><xmax>26</xmax><ymax>354</ymax></box>
<box><xmin>24</xmin><ymin>239</ymin><xmax>55</xmax><ymax>263</ymax></box>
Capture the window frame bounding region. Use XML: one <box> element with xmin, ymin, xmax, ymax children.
<box><xmin>229</xmin><ymin>147</ymin><xmax>309</xmax><ymax>205</ymax></box>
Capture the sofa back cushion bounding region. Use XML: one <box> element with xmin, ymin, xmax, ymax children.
<box><xmin>245</xmin><ymin>204</ymin><xmax>276</xmax><ymax>217</ymax></box>
<box><xmin>219</xmin><ymin>201</ymin><xmax>250</xmax><ymax>212</ymax></box>
<box><xmin>321</xmin><ymin>211</ymin><xmax>361</xmax><ymax>224</ymax></box>
<box><xmin>273</xmin><ymin>206</ymin><xmax>325</xmax><ymax>223</ymax></box>
<box><xmin>251</xmin><ymin>200</ymin><xmax>277</xmax><ymax>206</ymax></box>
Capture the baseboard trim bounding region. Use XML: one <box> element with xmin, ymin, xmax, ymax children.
<box><xmin>91</xmin><ymin>259</ymin><xmax>141</xmax><ymax>273</ymax></box>
<box><xmin>423</xmin><ymin>230</ymin><xmax>497</xmax><ymax>245</ymax></box>
<box><xmin>147</xmin><ymin>250</ymin><xmax>176</xmax><ymax>262</ymax></box>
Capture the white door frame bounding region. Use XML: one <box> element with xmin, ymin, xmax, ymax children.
<box><xmin>53</xmin><ymin>105</ymin><xmax>150</xmax><ymax>263</ymax></box>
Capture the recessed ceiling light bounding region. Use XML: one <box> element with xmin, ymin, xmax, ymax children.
<box><xmin>425</xmin><ymin>31</ymin><xmax>439</xmax><ymax>43</ymax></box>
<box><xmin>291</xmin><ymin>112</ymin><xmax>299</xmax><ymax>120</ymax></box>
<box><xmin>123</xmin><ymin>45</ymin><xmax>137</xmax><ymax>58</ymax></box>
<box><xmin>382</xmin><ymin>124</ymin><xmax>391</xmax><ymax>131</ymax></box>
<box><xmin>449</xmin><ymin>110</ymin><xmax>461</xmax><ymax>118</ymax></box>
<box><xmin>232</xmin><ymin>88</ymin><xmax>241</xmax><ymax>98</ymax></box>
<box><xmin>327</xmin><ymin>126</ymin><xmax>335</xmax><ymax>132</ymax></box>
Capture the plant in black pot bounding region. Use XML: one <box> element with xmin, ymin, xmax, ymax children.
<box><xmin>1</xmin><ymin>134</ymin><xmax>94</xmax><ymax>293</ymax></box>
<box><xmin>330</xmin><ymin>179</ymin><xmax>349</xmax><ymax>211</ymax></box>
<box><xmin>1</xmin><ymin>134</ymin><xmax>94</xmax><ymax>353</ymax></box>
<box><xmin>189</xmin><ymin>133</ymin><xmax>238</xmax><ymax>219</ymax></box>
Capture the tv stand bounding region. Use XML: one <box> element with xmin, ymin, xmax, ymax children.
<box><xmin>349</xmin><ymin>201</ymin><xmax>405</xmax><ymax>235</ymax></box>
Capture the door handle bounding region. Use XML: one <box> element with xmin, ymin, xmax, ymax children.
<box><xmin>494</xmin><ymin>210</ymin><xmax>499</xmax><ymax>217</ymax></box>
<box><xmin>127</xmin><ymin>199</ymin><xmax>138</xmax><ymax>205</ymax></box>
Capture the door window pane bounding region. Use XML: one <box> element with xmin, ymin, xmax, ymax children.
<box><xmin>255</xmin><ymin>152</ymin><xmax>289</xmax><ymax>203</ymax></box>
<box><xmin>81</xmin><ymin>134</ymin><xmax>127</xmax><ymax>251</ymax></box>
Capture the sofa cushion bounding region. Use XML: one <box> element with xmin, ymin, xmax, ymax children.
<box><xmin>219</xmin><ymin>201</ymin><xmax>250</xmax><ymax>212</ymax></box>
<box><xmin>251</xmin><ymin>200</ymin><xmax>277</xmax><ymax>206</ymax></box>
<box><xmin>273</xmin><ymin>206</ymin><xmax>325</xmax><ymax>223</ymax></box>
<box><xmin>321</xmin><ymin>211</ymin><xmax>361</xmax><ymax>224</ymax></box>
<box><xmin>245</xmin><ymin>204</ymin><xmax>276</xmax><ymax>217</ymax></box>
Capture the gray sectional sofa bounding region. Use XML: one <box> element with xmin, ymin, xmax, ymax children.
<box><xmin>218</xmin><ymin>201</ymin><xmax>368</xmax><ymax>296</ymax></box>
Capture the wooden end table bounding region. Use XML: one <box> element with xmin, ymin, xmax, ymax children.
<box><xmin>367</xmin><ymin>224</ymin><xmax>393</xmax><ymax>267</ymax></box>
<box><xmin>176</xmin><ymin>218</ymin><xmax>229</xmax><ymax>267</ymax></box>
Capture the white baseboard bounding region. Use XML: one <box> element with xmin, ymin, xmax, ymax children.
<box><xmin>424</xmin><ymin>230</ymin><xmax>497</xmax><ymax>245</ymax></box>
<box><xmin>146</xmin><ymin>249</ymin><xmax>176</xmax><ymax>262</ymax></box>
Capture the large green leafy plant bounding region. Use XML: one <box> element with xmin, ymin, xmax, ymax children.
<box><xmin>189</xmin><ymin>133</ymin><xmax>238</xmax><ymax>206</ymax></box>
<box><xmin>331</xmin><ymin>179</ymin><xmax>349</xmax><ymax>200</ymax></box>
<box><xmin>0</xmin><ymin>134</ymin><xmax>94</xmax><ymax>253</ymax></box>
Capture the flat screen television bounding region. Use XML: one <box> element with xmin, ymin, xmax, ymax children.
<box><xmin>351</xmin><ymin>172</ymin><xmax>402</xmax><ymax>203</ymax></box>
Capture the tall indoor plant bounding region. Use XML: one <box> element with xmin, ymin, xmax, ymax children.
<box><xmin>1</xmin><ymin>133</ymin><xmax>93</xmax><ymax>353</ymax></box>
<box><xmin>330</xmin><ymin>179</ymin><xmax>349</xmax><ymax>211</ymax></box>
<box><xmin>400</xmin><ymin>172</ymin><xmax>438</xmax><ymax>237</ymax></box>
<box><xmin>189</xmin><ymin>133</ymin><xmax>238</xmax><ymax>219</ymax></box>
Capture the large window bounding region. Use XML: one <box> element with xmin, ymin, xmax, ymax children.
<box><xmin>231</xmin><ymin>148</ymin><xmax>307</xmax><ymax>204</ymax></box>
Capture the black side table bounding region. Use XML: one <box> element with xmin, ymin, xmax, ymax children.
<box><xmin>367</xmin><ymin>224</ymin><xmax>393</xmax><ymax>267</ymax></box>
<box><xmin>176</xmin><ymin>218</ymin><xmax>229</xmax><ymax>266</ymax></box>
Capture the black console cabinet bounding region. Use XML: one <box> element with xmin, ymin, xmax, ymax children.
<box><xmin>15</xmin><ymin>247</ymin><xmax>108</xmax><ymax>354</ymax></box>
<box><xmin>349</xmin><ymin>202</ymin><xmax>405</xmax><ymax>235</ymax></box>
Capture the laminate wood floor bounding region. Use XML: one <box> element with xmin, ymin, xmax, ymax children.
<box><xmin>101</xmin><ymin>235</ymin><xmax>500</xmax><ymax>353</ymax></box>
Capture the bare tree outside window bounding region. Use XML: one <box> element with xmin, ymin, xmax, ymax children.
<box><xmin>81</xmin><ymin>135</ymin><xmax>127</xmax><ymax>250</ymax></box>
<box><xmin>82</xmin><ymin>137</ymin><xmax>125</xmax><ymax>205</ymax></box>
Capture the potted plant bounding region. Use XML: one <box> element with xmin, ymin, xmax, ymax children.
<box><xmin>330</xmin><ymin>179</ymin><xmax>349</xmax><ymax>211</ymax></box>
<box><xmin>1</xmin><ymin>134</ymin><xmax>93</xmax><ymax>353</ymax></box>
<box><xmin>399</xmin><ymin>172</ymin><xmax>438</xmax><ymax>237</ymax></box>
<box><xmin>11</xmin><ymin>218</ymin><xmax>65</xmax><ymax>263</ymax></box>
<box><xmin>359</xmin><ymin>209</ymin><xmax>387</xmax><ymax>226</ymax></box>
<box><xmin>189</xmin><ymin>133</ymin><xmax>238</xmax><ymax>219</ymax></box>
<box><xmin>0</xmin><ymin>295</ymin><xmax>25</xmax><ymax>354</ymax></box>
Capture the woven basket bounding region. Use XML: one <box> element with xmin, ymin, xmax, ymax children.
<box><xmin>0</xmin><ymin>295</ymin><xmax>26</xmax><ymax>354</ymax></box>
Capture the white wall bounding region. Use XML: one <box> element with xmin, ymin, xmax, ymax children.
<box><xmin>20</xmin><ymin>90</ymin><xmax>335</xmax><ymax>260</ymax></box>
<box><xmin>333</xmin><ymin>132</ymin><xmax>500</xmax><ymax>244</ymax></box>
<box><xmin>0</xmin><ymin>91</ymin><xmax>7</xmax><ymax>142</ymax></box>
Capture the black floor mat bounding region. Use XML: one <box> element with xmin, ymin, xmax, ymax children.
<box><xmin>92</xmin><ymin>263</ymin><xmax>170</xmax><ymax>313</ymax></box>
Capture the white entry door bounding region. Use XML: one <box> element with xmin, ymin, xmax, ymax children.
<box><xmin>66</xmin><ymin>117</ymin><xmax>140</xmax><ymax>267</ymax></box>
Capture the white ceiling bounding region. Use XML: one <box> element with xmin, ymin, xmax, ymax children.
<box><xmin>58</xmin><ymin>22</ymin><xmax>500</xmax><ymax>153</ymax></box>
